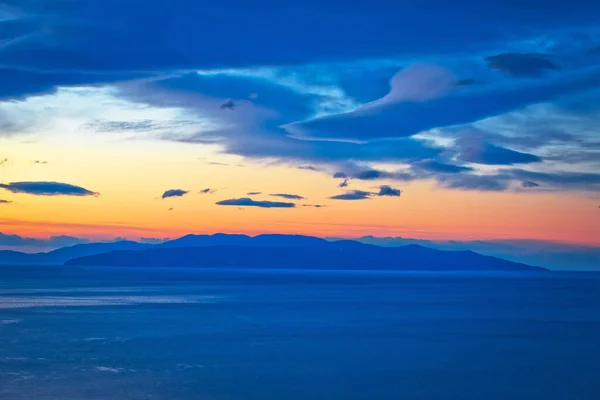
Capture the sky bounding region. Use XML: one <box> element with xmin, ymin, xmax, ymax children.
<box><xmin>1</xmin><ymin>0</ymin><xmax>600</xmax><ymax>248</ymax></box>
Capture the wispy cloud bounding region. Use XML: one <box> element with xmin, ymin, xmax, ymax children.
<box><xmin>161</xmin><ymin>189</ymin><xmax>188</xmax><ymax>199</ymax></box>
<box><xmin>0</xmin><ymin>182</ymin><xmax>99</xmax><ymax>196</ymax></box>
<box><xmin>329</xmin><ymin>190</ymin><xmax>372</xmax><ymax>200</ymax></box>
<box><xmin>270</xmin><ymin>193</ymin><xmax>304</xmax><ymax>200</ymax></box>
<box><xmin>216</xmin><ymin>198</ymin><xmax>295</xmax><ymax>208</ymax></box>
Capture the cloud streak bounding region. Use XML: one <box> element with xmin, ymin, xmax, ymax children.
<box><xmin>270</xmin><ymin>193</ymin><xmax>304</xmax><ymax>200</ymax></box>
<box><xmin>161</xmin><ymin>189</ymin><xmax>188</xmax><ymax>199</ymax></box>
<box><xmin>0</xmin><ymin>182</ymin><xmax>99</xmax><ymax>196</ymax></box>
<box><xmin>216</xmin><ymin>198</ymin><xmax>296</xmax><ymax>208</ymax></box>
<box><xmin>329</xmin><ymin>190</ymin><xmax>372</xmax><ymax>200</ymax></box>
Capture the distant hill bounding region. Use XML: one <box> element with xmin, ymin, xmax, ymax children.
<box><xmin>0</xmin><ymin>233</ymin><xmax>545</xmax><ymax>271</ymax></box>
<box><xmin>328</xmin><ymin>236</ymin><xmax>600</xmax><ymax>271</ymax></box>
<box><xmin>65</xmin><ymin>241</ymin><xmax>545</xmax><ymax>272</ymax></box>
<box><xmin>0</xmin><ymin>241</ymin><xmax>151</xmax><ymax>266</ymax></box>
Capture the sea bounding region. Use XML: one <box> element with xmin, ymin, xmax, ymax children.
<box><xmin>1</xmin><ymin>265</ymin><xmax>599</xmax><ymax>400</ymax></box>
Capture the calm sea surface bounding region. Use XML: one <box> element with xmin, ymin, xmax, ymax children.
<box><xmin>1</xmin><ymin>266</ymin><xmax>599</xmax><ymax>400</ymax></box>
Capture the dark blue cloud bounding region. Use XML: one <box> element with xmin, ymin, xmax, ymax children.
<box><xmin>510</xmin><ymin>169</ymin><xmax>600</xmax><ymax>190</ymax></box>
<box><xmin>161</xmin><ymin>189</ymin><xmax>188</xmax><ymax>199</ymax></box>
<box><xmin>412</xmin><ymin>160</ymin><xmax>473</xmax><ymax>174</ymax></box>
<box><xmin>216</xmin><ymin>197</ymin><xmax>295</xmax><ymax>208</ymax></box>
<box><xmin>330</xmin><ymin>190</ymin><xmax>372</xmax><ymax>200</ymax></box>
<box><xmin>376</xmin><ymin>185</ymin><xmax>401</xmax><ymax>197</ymax></box>
<box><xmin>485</xmin><ymin>53</ymin><xmax>561</xmax><ymax>77</ymax></box>
<box><xmin>522</xmin><ymin>181</ymin><xmax>541</xmax><ymax>188</ymax></box>
<box><xmin>0</xmin><ymin>68</ymin><xmax>151</xmax><ymax>101</ymax></box>
<box><xmin>6</xmin><ymin>0</ymin><xmax>599</xmax><ymax>74</ymax></box>
<box><xmin>270</xmin><ymin>193</ymin><xmax>304</xmax><ymax>200</ymax></box>
<box><xmin>284</xmin><ymin>65</ymin><xmax>600</xmax><ymax>141</ymax></box>
<box><xmin>0</xmin><ymin>181</ymin><xmax>98</xmax><ymax>196</ymax></box>
<box><xmin>199</xmin><ymin>188</ymin><xmax>215</xmax><ymax>194</ymax></box>
<box><xmin>458</xmin><ymin>143</ymin><xmax>542</xmax><ymax>165</ymax></box>
<box><xmin>247</xmin><ymin>191</ymin><xmax>262</xmax><ymax>195</ymax></box>
<box><xmin>436</xmin><ymin>174</ymin><xmax>512</xmax><ymax>191</ymax></box>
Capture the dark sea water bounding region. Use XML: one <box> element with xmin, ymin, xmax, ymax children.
<box><xmin>1</xmin><ymin>266</ymin><xmax>599</xmax><ymax>400</ymax></box>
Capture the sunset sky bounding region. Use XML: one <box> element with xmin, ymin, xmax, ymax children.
<box><xmin>1</xmin><ymin>0</ymin><xmax>600</xmax><ymax>247</ymax></box>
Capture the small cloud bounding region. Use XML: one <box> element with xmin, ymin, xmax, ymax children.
<box><xmin>485</xmin><ymin>53</ymin><xmax>560</xmax><ymax>77</ymax></box>
<box><xmin>32</xmin><ymin>160</ymin><xmax>49</xmax><ymax>164</ymax></box>
<box><xmin>220</xmin><ymin>99</ymin><xmax>235</xmax><ymax>110</ymax></box>
<box><xmin>338</xmin><ymin>179</ymin><xmax>349</xmax><ymax>188</ymax></box>
<box><xmin>161</xmin><ymin>189</ymin><xmax>188</xmax><ymax>199</ymax></box>
<box><xmin>0</xmin><ymin>181</ymin><xmax>99</xmax><ymax>197</ymax></box>
<box><xmin>298</xmin><ymin>165</ymin><xmax>318</xmax><ymax>171</ymax></box>
<box><xmin>0</xmin><ymin>199</ymin><xmax>12</xmax><ymax>204</ymax></box>
<box><xmin>270</xmin><ymin>193</ymin><xmax>304</xmax><ymax>200</ymax></box>
<box><xmin>376</xmin><ymin>185</ymin><xmax>402</xmax><ymax>197</ymax></box>
<box><xmin>168</xmin><ymin>207</ymin><xmax>174</xmax><ymax>211</ymax></box>
<box><xmin>207</xmin><ymin>162</ymin><xmax>229</xmax><ymax>166</ymax></box>
<box><xmin>0</xmin><ymin>158</ymin><xmax>8</xmax><ymax>166</ymax></box>
<box><xmin>247</xmin><ymin>191</ymin><xmax>261</xmax><ymax>195</ymax></box>
<box><xmin>522</xmin><ymin>181</ymin><xmax>540</xmax><ymax>188</ymax></box>
<box><xmin>329</xmin><ymin>190</ymin><xmax>372</xmax><ymax>200</ymax></box>
<box><xmin>199</xmin><ymin>188</ymin><xmax>216</xmax><ymax>194</ymax></box>
<box><xmin>216</xmin><ymin>198</ymin><xmax>296</xmax><ymax>208</ymax></box>
<box><xmin>354</xmin><ymin>170</ymin><xmax>388</xmax><ymax>180</ymax></box>
<box><xmin>455</xmin><ymin>78</ymin><xmax>479</xmax><ymax>86</ymax></box>
<box><xmin>333</xmin><ymin>172</ymin><xmax>347</xmax><ymax>179</ymax></box>
<box><xmin>303</xmin><ymin>204</ymin><xmax>326</xmax><ymax>208</ymax></box>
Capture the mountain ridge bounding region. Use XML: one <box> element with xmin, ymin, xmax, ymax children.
<box><xmin>1</xmin><ymin>233</ymin><xmax>546</xmax><ymax>271</ymax></box>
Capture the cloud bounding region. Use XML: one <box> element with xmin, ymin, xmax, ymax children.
<box><xmin>338</xmin><ymin>179</ymin><xmax>349</xmax><ymax>188</ymax></box>
<box><xmin>376</xmin><ymin>185</ymin><xmax>402</xmax><ymax>197</ymax></box>
<box><xmin>412</xmin><ymin>160</ymin><xmax>473</xmax><ymax>174</ymax></box>
<box><xmin>298</xmin><ymin>165</ymin><xmax>318</xmax><ymax>171</ymax></box>
<box><xmin>303</xmin><ymin>204</ymin><xmax>326</xmax><ymax>208</ymax></box>
<box><xmin>333</xmin><ymin>172</ymin><xmax>347</xmax><ymax>179</ymax></box>
<box><xmin>455</xmin><ymin>78</ymin><xmax>479</xmax><ymax>86</ymax></box>
<box><xmin>436</xmin><ymin>173</ymin><xmax>512</xmax><ymax>191</ymax></box>
<box><xmin>0</xmin><ymin>199</ymin><xmax>12</xmax><ymax>204</ymax></box>
<box><xmin>246</xmin><ymin>191</ymin><xmax>262</xmax><ymax>195</ymax></box>
<box><xmin>509</xmin><ymin>169</ymin><xmax>600</xmax><ymax>190</ymax></box>
<box><xmin>199</xmin><ymin>188</ymin><xmax>215</xmax><ymax>194</ymax></box>
<box><xmin>455</xmin><ymin>136</ymin><xmax>542</xmax><ymax>165</ymax></box>
<box><xmin>485</xmin><ymin>53</ymin><xmax>561</xmax><ymax>77</ymax></box>
<box><xmin>282</xmin><ymin>64</ymin><xmax>600</xmax><ymax>142</ymax></box>
<box><xmin>161</xmin><ymin>189</ymin><xmax>188</xmax><ymax>199</ymax></box>
<box><xmin>32</xmin><ymin>160</ymin><xmax>48</xmax><ymax>164</ymax></box>
<box><xmin>220</xmin><ymin>99</ymin><xmax>235</xmax><ymax>110</ymax></box>
<box><xmin>329</xmin><ymin>190</ymin><xmax>373</xmax><ymax>200</ymax></box>
<box><xmin>522</xmin><ymin>181</ymin><xmax>541</xmax><ymax>188</ymax></box>
<box><xmin>0</xmin><ymin>158</ymin><xmax>7</xmax><ymax>166</ymax></box>
<box><xmin>0</xmin><ymin>181</ymin><xmax>99</xmax><ymax>196</ymax></box>
<box><xmin>270</xmin><ymin>193</ymin><xmax>305</xmax><ymax>200</ymax></box>
<box><xmin>7</xmin><ymin>0</ymin><xmax>598</xmax><ymax>80</ymax></box>
<box><xmin>216</xmin><ymin>197</ymin><xmax>295</xmax><ymax>208</ymax></box>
